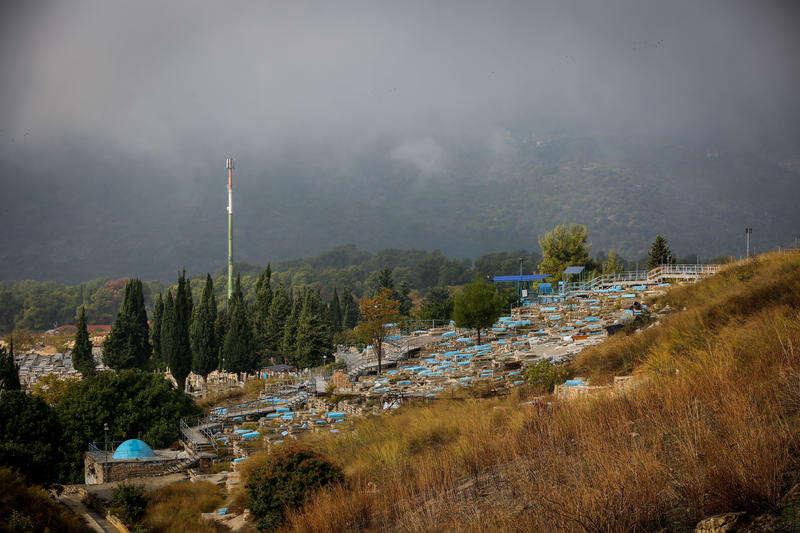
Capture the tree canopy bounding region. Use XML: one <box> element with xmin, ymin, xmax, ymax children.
<box><xmin>647</xmin><ymin>235</ymin><xmax>676</xmax><ymax>270</ymax></box>
<box><xmin>452</xmin><ymin>278</ymin><xmax>505</xmax><ymax>345</ymax></box>
<box><xmin>356</xmin><ymin>288</ymin><xmax>400</xmax><ymax>375</ymax></box>
<box><xmin>190</xmin><ymin>274</ymin><xmax>218</xmax><ymax>379</ymax></box>
<box><xmin>222</xmin><ymin>275</ymin><xmax>257</xmax><ymax>374</ymax></box>
<box><xmin>72</xmin><ymin>306</ymin><xmax>95</xmax><ymax>377</ymax></box>
<box><xmin>0</xmin><ymin>391</ymin><xmax>63</xmax><ymax>484</ymax></box>
<box><xmin>102</xmin><ymin>279</ymin><xmax>150</xmax><ymax>370</ymax></box>
<box><xmin>538</xmin><ymin>224</ymin><xmax>591</xmax><ymax>281</ymax></box>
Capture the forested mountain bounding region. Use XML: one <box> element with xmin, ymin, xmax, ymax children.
<box><xmin>1</xmin><ymin>132</ymin><xmax>798</xmax><ymax>283</ymax></box>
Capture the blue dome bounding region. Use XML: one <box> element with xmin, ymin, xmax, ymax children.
<box><xmin>112</xmin><ymin>439</ymin><xmax>156</xmax><ymax>460</ymax></box>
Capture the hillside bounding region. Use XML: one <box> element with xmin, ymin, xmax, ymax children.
<box><xmin>1</xmin><ymin>133</ymin><xmax>799</xmax><ymax>283</ymax></box>
<box><xmin>280</xmin><ymin>251</ymin><xmax>800</xmax><ymax>531</ymax></box>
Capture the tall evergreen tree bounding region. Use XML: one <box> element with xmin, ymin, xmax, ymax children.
<box><xmin>151</xmin><ymin>293</ymin><xmax>164</xmax><ymax>362</ymax></box>
<box><xmin>264</xmin><ymin>284</ymin><xmax>291</xmax><ymax>364</ymax></box>
<box><xmin>190</xmin><ymin>274</ymin><xmax>218</xmax><ymax>380</ymax></box>
<box><xmin>397</xmin><ymin>280</ymin><xmax>412</xmax><ymax>317</ymax></box>
<box><xmin>168</xmin><ymin>272</ymin><xmax>193</xmax><ymax>390</ymax></box>
<box><xmin>222</xmin><ymin>275</ymin><xmax>257</xmax><ymax>374</ymax></box>
<box><xmin>102</xmin><ymin>279</ymin><xmax>150</xmax><ymax>370</ymax></box>
<box><xmin>0</xmin><ymin>336</ymin><xmax>20</xmax><ymax>390</ymax></box>
<box><xmin>647</xmin><ymin>235</ymin><xmax>676</xmax><ymax>270</ymax></box>
<box><xmin>281</xmin><ymin>295</ymin><xmax>301</xmax><ymax>365</ymax></box>
<box><xmin>327</xmin><ymin>288</ymin><xmax>343</xmax><ymax>335</ymax></box>
<box><xmin>72</xmin><ymin>306</ymin><xmax>95</xmax><ymax>377</ymax></box>
<box><xmin>294</xmin><ymin>290</ymin><xmax>333</xmax><ymax>369</ymax></box>
<box><xmin>374</xmin><ymin>267</ymin><xmax>394</xmax><ymax>295</ymax></box>
<box><xmin>160</xmin><ymin>291</ymin><xmax>175</xmax><ymax>371</ymax></box>
<box><xmin>341</xmin><ymin>289</ymin><xmax>360</xmax><ymax>330</ymax></box>
<box><xmin>214</xmin><ymin>307</ymin><xmax>228</xmax><ymax>371</ymax></box>
<box><xmin>252</xmin><ymin>265</ymin><xmax>273</xmax><ymax>357</ymax></box>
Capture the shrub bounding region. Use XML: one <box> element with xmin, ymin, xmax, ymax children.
<box><xmin>0</xmin><ymin>467</ymin><xmax>86</xmax><ymax>532</ymax></box>
<box><xmin>246</xmin><ymin>445</ymin><xmax>344</xmax><ymax>530</ymax></box>
<box><xmin>0</xmin><ymin>390</ymin><xmax>64</xmax><ymax>483</ymax></box>
<box><xmin>109</xmin><ymin>483</ymin><xmax>149</xmax><ymax>527</ymax></box>
<box><xmin>525</xmin><ymin>359</ymin><xmax>568</xmax><ymax>393</ymax></box>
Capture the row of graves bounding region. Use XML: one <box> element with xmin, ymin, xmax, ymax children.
<box><xmin>14</xmin><ymin>347</ymin><xmax>108</xmax><ymax>388</ymax></box>
<box><xmin>193</xmin><ymin>284</ymin><xmax>670</xmax><ymax>482</ymax></box>
<box><xmin>333</xmin><ymin>283</ymin><xmax>668</xmax><ymax>400</ymax></box>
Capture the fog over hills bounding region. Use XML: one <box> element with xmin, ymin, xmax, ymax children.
<box><xmin>1</xmin><ymin>0</ymin><xmax>798</xmax><ymax>282</ymax></box>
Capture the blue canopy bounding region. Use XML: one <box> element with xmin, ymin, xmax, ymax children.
<box><xmin>493</xmin><ymin>274</ymin><xmax>549</xmax><ymax>282</ymax></box>
<box><xmin>563</xmin><ymin>266</ymin><xmax>585</xmax><ymax>275</ymax></box>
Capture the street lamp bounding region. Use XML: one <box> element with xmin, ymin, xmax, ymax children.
<box><xmin>745</xmin><ymin>227</ymin><xmax>752</xmax><ymax>259</ymax></box>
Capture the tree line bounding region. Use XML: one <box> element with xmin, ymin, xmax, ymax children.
<box><xmin>94</xmin><ymin>266</ymin><xmax>366</xmax><ymax>389</ymax></box>
<box><xmin>0</xmin><ymin>239</ymin><xmax>716</xmax><ymax>335</ymax></box>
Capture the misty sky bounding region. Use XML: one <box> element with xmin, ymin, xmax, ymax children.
<box><xmin>1</xmin><ymin>0</ymin><xmax>799</xmax><ymax>281</ymax></box>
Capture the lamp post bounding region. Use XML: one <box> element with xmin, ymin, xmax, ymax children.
<box><xmin>103</xmin><ymin>422</ymin><xmax>109</xmax><ymax>461</ymax></box>
<box><xmin>745</xmin><ymin>227</ymin><xmax>752</xmax><ymax>259</ymax></box>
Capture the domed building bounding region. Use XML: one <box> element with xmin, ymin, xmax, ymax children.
<box><xmin>84</xmin><ymin>437</ymin><xmax>190</xmax><ymax>485</ymax></box>
<box><xmin>112</xmin><ymin>439</ymin><xmax>157</xmax><ymax>460</ymax></box>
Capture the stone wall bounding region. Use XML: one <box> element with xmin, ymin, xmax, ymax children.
<box><xmin>84</xmin><ymin>454</ymin><xmax>184</xmax><ymax>485</ymax></box>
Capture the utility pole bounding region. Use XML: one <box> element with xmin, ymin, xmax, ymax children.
<box><xmin>745</xmin><ymin>227</ymin><xmax>752</xmax><ymax>260</ymax></box>
<box><xmin>226</xmin><ymin>157</ymin><xmax>235</xmax><ymax>300</ymax></box>
<box><xmin>517</xmin><ymin>257</ymin><xmax>523</xmax><ymax>298</ymax></box>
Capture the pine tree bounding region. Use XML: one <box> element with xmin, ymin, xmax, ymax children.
<box><xmin>647</xmin><ymin>235</ymin><xmax>676</xmax><ymax>270</ymax></box>
<box><xmin>294</xmin><ymin>290</ymin><xmax>333</xmax><ymax>369</ymax></box>
<box><xmin>264</xmin><ymin>284</ymin><xmax>291</xmax><ymax>364</ymax></box>
<box><xmin>327</xmin><ymin>288</ymin><xmax>343</xmax><ymax>334</ymax></box>
<box><xmin>151</xmin><ymin>293</ymin><xmax>164</xmax><ymax>362</ymax></box>
<box><xmin>168</xmin><ymin>272</ymin><xmax>193</xmax><ymax>390</ymax></box>
<box><xmin>0</xmin><ymin>336</ymin><xmax>20</xmax><ymax>390</ymax></box>
<box><xmin>102</xmin><ymin>279</ymin><xmax>151</xmax><ymax>370</ymax></box>
<box><xmin>72</xmin><ymin>306</ymin><xmax>95</xmax><ymax>377</ymax></box>
<box><xmin>252</xmin><ymin>265</ymin><xmax>273</xmax><ymax>358</ymax></box>
<box><xmin>341</xmin><ymin>289</ymin><xmax>360</xmax><ymax>330</ymax></box>
<box><xmin>190</xmin><ymin>274</ymin><xmax>218</xmax><ymax>380</ymax></box>
<box><xmin>222</xmin><ymin>275</ymin><xmax>257</xmax><ymax>374</ymax></box>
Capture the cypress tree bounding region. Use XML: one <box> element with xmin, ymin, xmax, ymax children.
<box><xmin>252</xmin><ymin>265</ymin><xmax>273</xmax><ymax>358</ymax></box>
<box><xmin>191</xmin><ymin>274</ymin><xmax>218</xmax><ymax>380</ymax></box>
<box><xmin>0</xmin><ymin>336</ymin><xmax>20</xmax><ymax>390</ymax></box>
<box><xmin>281</xmin><ymin>295</ymin><xmax>301</xmax><ymax>365</ymax></box>
<box><xmin>102</xmin><ymin>279</ymin><xmax>150</xmax><ymax>370</ymax></box>
<box><xmin>72</xmin><ymin>306</ymin><xmax>95</xmax><ymax>377</ymax></box>
<box><xmin>294</xmin><ymin>290</ymin><xmax>333</xmax><ymax>369</ymax></box>
<box><xmin>168</xmin><ymin>272</ymin><xmax>192</xmax><ymax>390</ymax></box>
<box><xmin>151</xmin><ymin>293</ymin><xmax>164</xmax><ymax>362</ymax></box>
<box><xmin>341</xmin><ymin>289</ymin><xmax>360</xmax><ymax>330</ymax></box>
<box><xmin>264</xmin><ymin>284</ymin><xmax>291</xmax><ymax>364</ymax></box>
<box><xmin>160</xmin><ymin>290</ymin><xmax>175</xmax><ymax>372</ymax></box>
<box><xmin>222</xmin><ymin>275</ymin><xmax>256</xmax><ymax>374</ymax></box>
<box><xmin>397</xmin><ymin>280</ymin><xmax>412</xmax><ymax>317</ymax></box>
<box><xmin>215</xmin><ymin>307</ymin><xmax>228</xmax><ymax>371</ymax></box>
<box><xmin>327</xmin><ymin>288</ymin><xmax>343</xmax><ymax>335</ymax></box>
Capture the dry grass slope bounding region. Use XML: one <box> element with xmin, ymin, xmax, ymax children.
<box><xmin>275</xmin><ymin>251</ymin><xmax>800</xmax><ymax>532</ymax></box>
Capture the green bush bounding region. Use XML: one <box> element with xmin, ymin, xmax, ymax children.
<box><xmin>109</xmin><ymin>483</ymin><xmax>149</xmax><ymax>527</ymax></box>
<box><xmin>525</xmin><ymin>359</ymin><xmax>569</xmax><ymax>393</ymax></box>
<box><xmin>245</xmin><ymin>445</ymin><xmax>344</xmax><ymax>531</ymax></box>
<box><xmin>0</xmin><ymin>391</ymin><xmax>64</xmax><ymax>483</ymax></box>
<box><xmin>55</xmin><ymin>370</ymin><xmax>202</xmax><ymax>482</ymax></box>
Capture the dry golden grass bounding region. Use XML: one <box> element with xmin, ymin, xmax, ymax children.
<box><xmin>273</xmin><ymin>251</ymin><xmax>800</xmax><ymax>532</ymax></box>
<box><xmin>144</xmin><ymin>480</ymin><xmax>230</xmax><ymax>533</ymax></box>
